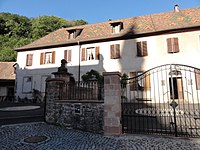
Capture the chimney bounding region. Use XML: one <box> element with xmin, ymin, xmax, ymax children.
<box><xmin>174</xmin><ymin>4</ymin><xmax>180</xmax><ymax>12</ymax></box>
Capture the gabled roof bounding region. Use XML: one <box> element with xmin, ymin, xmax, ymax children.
<box><xmin>16</xmin><ymin>7</ymin><xmax>200</xmax><ymax>51</ymax></box>
<box><xmin>0</xmin><ymin>62</ymin><xmax>16</xmax><ymax>80</ymax></box>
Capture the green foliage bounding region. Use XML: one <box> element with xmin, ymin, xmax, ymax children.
<box><xmin>31</xmin><ymin>16</ymin><xmax>68</xmax><ymax>40</ymax></box>
<box><xmin>81</xmin><ymin>69</ymin><xmax>104</xmax><ymax>83</ymax></box>
<box><xmin>121</xmin><ymin>73</ymin><xmax>129</xmax><ymax>88</ymax></box>
<box><xmin>0</xmin><ymin>13</ymin><xmax>88</xmax><ymax>62</ymax></box>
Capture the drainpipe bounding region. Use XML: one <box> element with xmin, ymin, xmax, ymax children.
<box><xmin>77</xmin><ymin>41</ymin><xmax>81</xmax><ymax>83</ymax></box>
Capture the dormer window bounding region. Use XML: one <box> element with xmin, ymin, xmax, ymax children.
<box><xmin>110</xmin><ymin>22</ymin><xmax>123</xmax><ymax>34</ymax></box>
<box><xmin>68</xmin><ymin>29</ymin><xmax>83</xmax><ymax>39</ymax></box>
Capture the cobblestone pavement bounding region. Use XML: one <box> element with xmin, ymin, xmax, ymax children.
<box><xmin>0</xmin><ymin>122</ymin><xmax>200</xmax><ymax>150</ymax></box>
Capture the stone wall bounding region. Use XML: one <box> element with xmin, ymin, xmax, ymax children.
<box><xmin>45</xmin><ymin>72</ymin><xmax>122</xmax><ymax>135</ymax></box>
<box><xmin>45</xmin><ymin>78</ymin><xmax>104</xmax><ymax>134</ymax></box>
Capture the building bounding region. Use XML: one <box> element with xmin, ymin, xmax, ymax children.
<box><xmin>0</xmin><ymin>62</ymin><xmax>16</xmax><ymax>102</ymax></box>
<box><xmin>15</xmin><ymin>6</ymin><xmax>200</xmax><ymax>100</ymax></box>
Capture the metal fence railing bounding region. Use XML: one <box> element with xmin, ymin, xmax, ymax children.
<box><xmin>0</xmin><ymin>96</ymin><xmax>15</xmax><ymax>102</ymax></box>
<box><xmin>58</xmin><ymin>81</ymin><xmax>104</xmax><ymax>100</ymax></box>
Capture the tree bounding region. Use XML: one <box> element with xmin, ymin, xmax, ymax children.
<box><xmin>30</xmin><ymin>16</ymin><xmax>68</xmax><ymax>40</ymax></box>
<box><xmin>81</xmin><ymin>69</ymin><xmax>104</xmax><ymax>83</ymax></box>
<box><xmin>0</xmin><ymin>13</ymin><xmax>88</xmax><ymax>62</ymax></box>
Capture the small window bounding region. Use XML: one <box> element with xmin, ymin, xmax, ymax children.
<box><xmin>26</xmin><ymin>54</ymin><xmax>33</xmax><ymax>66</ymax></box>
<box><xmin>64</xmin><ymin>50</ymin><xmax>72</xmax><ymax>62</ymax></box>
<box><xmin>68</xmin><ymin>30</ymin><xmax>75</xmax><ymax>39</ymax></box>
<box><xmin>137</xmin><ymin>41</ymin><xmax>148</xmax><ymax>57</ymax></box>
<box><xmin>22</xmin><ymin>76</ymin><xmax>32</xmax><ymax>93</ymax></box>
<box><xmin>130</xmin><ymin>71</ymin><xmax>151</xmax><ymax>91</ymax></box>
<box><xmin>68</xmin><ymin>29</ymin><xmax>83</xmax><ymax>39</ymax></box>
<box><xmin>110</xmin><ymin>22</ymin><xmax>123</xmax><ymax>33</ymax></box>
<box><xmin>87</xmin><ymin>47</ymin><xmax>95</xmax><ymax>60</ymax></box>
<box><xmin>81</xmin><ymin>47</ymin><xmax>100</xmax><ymax>61</ymax></box>
<box><xmin>167</xmin><ymin>37</ymin><xmax>179</xmax><ymax>53</ymax></box>
<box><xmin>110</xmin><ymin>44</ymin><xmax>120</xmax><ymax>59</ymax></box>
<box><xmin>40</xmin><ymin>51</ymin><xmax>55</xmax><ymax>65</ymax></box>
<box><xmin>41</xmin><ymin>75</ymin><xmax>51</xmax><ymax>93</ymax></box>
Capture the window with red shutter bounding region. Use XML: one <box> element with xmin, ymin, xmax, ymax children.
<box><xmin>64</xmin><ymin>50</ymin><xmax>72</xmax><ymax>62</ymax></box>
<box><xmin>26</xmin><ymin>54</ymin><xmax>33</xmax><ymax>66</ymax></box>
<box><xmin>40</xmin><ymin>51</ymin><xmax>55</xmax><ymax>65</ymax></box>
<box><xmin>110</xmin><ymin>44</ymin><xmax>120</xmax><ymax>59</ymax></box>
<box><xmin>137</xmin><ymin>41</ymin><xmax>148</xmax><ymax>57</ymax></box>
<box><xmin>167</xmin><ymin>37</ymin><xmax>179</xmax><ymax>53</ymax></box>
<box><xmin>82</xmin><ymin>47</ymin><xmax>100</xmax><ymax>61</ymax></box>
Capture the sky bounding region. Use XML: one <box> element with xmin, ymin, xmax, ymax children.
<box><xmin>0</xmin><ymin>0</ymin><xmax>199</xmax><ymax>24</ymax></box>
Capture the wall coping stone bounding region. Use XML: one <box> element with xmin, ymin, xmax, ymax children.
<box><xmin>103</xmin><ymin>72</ymin><xmax>121</xmax><ymax>77</ymax></box>
<box><xmin>56</xmin><ymin>100</ymin><xmax>104</xmax><ymax>103</ymax></box>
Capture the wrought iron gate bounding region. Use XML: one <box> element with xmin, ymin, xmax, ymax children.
<box><xmin>121</xmin><ymin>64</ymin><xmax>200</xmax><ymax>137</ymax></box>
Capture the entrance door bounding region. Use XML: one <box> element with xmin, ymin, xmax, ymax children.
<box><xmin>169</xmin><ymin>77</ymin><xmax>183</xmax><ymax>100</ymax></box>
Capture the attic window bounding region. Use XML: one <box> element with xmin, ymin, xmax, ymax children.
<box><xmin>68</xmin><ymin>29</ymin><xmax>83</xmax><ymax>39</ymax></box>
<box><xmin>110</xmin><ymin>22</ymin><xmax>123</xmax><ymax>33</ymax></box>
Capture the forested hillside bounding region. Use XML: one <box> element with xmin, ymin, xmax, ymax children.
<box><xmin>0</xmin><ymin>13</ymin><xmax>87</xmax><ymax>61</ymax></box>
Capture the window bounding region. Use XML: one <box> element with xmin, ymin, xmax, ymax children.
<box><xmin>110</xmin><ymin>22</ymin><xmax>123</xmax><ymax>33</ymax></box>
<box><xmin>26</xmin><ymin>54</ymin><xmax>33</xmax><ymax>66</ymax></box>
<box><xmin>195</xmin><ymin>69</ymin><xmax>200</xmax><ymax>90</ymax></box>
<box><xmin>40</xmin><ymin>51</ymin><xmax>55</xmax><ymax>65</ymax></box>
<box><xmin>137</xmin><ymin>41</ymin><xmax>148</xmax><ymax>57</ymax></box>
<box><xmin>167</xmin><ymin>37</ymin><xmax>179</xmax><ymax>53</ymax></box>
<box><xmin>81</xmin><ymin>47</ymin><xmax>100</xmax><ymax>61</ymax></box>
<box><xmin>64</xmin><ymin>50</ymin><xmax>72</xmax><ymax>62</ymax></box>
<box><xmin>130</xmin><ymin>71</ymin><xmax>151</xmax><ymax>91</ymax></box>
<box><xmin>68</xmin><ymin>29</ymin><xmax>83</xmax><ymax>39</ymax></box>
<box><xmin>41</xmin><ymin>75</ymin><xmax>51</xmax><ymax>93</ymax></box>
<box><xmin>22</xmin><ymin>76</ymin><xmax>32</xmax><ymax>93</ymax></box>
<box><xmin>110</xmin><ymin>44</ymin><xmax>120</xmax><ymax>59</ymax></box>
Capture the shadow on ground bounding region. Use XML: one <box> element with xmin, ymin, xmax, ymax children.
<box><xmin>0</xmin><ymin>102</ymin><xmax>44</xmax><ymax>126</ymax></box>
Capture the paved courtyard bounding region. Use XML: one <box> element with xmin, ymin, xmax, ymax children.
<box><xmin>0</xmin><ymin>122</ymin><xmax>200</xmax><ymax>150</ymax></box>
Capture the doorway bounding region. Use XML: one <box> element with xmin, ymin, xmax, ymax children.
<box><xmin>169</xmin><ymin>77</ymin><xmax>183</xmax><ymax>100</ymax></box>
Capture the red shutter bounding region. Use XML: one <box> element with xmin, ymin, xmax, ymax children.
<box><xmin>142</xmin><ymin>41</ymin><xmax>148</xmax><ymax>56</ymax></box>
<box><xmin>64</xmin><ymin>50</ymin><xmax>71</xmax><ymax>62</ymax></box>
<box><xmin>52</xmin><ymin>51</ymin><xmax>55</xmax><ymax>64</ymax></box>
<box><xmin>110</xmin><ymin>45</ymin><xmax>114</xmax><ymax>59</ymax></box>
<box><xmin>130</xmin><ymin>72</ymin><xmax>137</xmax><ymax>91</ymax></box>
<box><xmin>167</xmin><ymin>38</ymin><xmax>173</xmax><ymax>53</ymax></box>
<box><xmin>144</xmin><ymin>73</ymin><xmax>151</xmax><ymax>90</ymax></box>
<box><xmin>64</xmin><ymin>50</ymin><xmax>68</xmax><ymax>61</ymax></box>
<box><xmin>81</xmin><ymin>48</ymin><xmax>86</xmax><ymax>61</ymax></box>
<box><xmin>174</xmin><ymin>38</ymin><xmax>179</xmax><ymax>53</ymax></box>
<box><xmin>68</xmin><ymin>50</ymin><xmax>71</xmax><ymax>61</ymax></box>
<box><xmin>137</xmin><ymin>42</ymin><xmax>142</xmax><ymax>56</ymax></box>
<box><xmin>95</xmin><ymin>46</ymin><xmax>100</xmax><ymax>60</ymax></box>
<box><xmin>195</xmin><ymin>69</ymin><xmax>200</xmax><ymax>90</ymax></box>
<box><xmin>26</xmin><ymin>54</ymin><xmax>33</xmax><ymax>66</ymax></box>
<box><xmin>115</xmin><ymin>44</ymin><xmax>120</xmax><ymax>58</ymax></box>
<box><xmin>40</xmin><ymin>53</ymin><xmax>44</xmax><ymax>65</ymax></box>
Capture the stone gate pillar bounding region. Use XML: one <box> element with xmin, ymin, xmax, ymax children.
<box><xmin>103</xmin><ymin>72</ymin><xmax>122</xmax><ymax>136</ymax></box>
<box><xmin>45</xmin><ymin>78</ymin><xmax>65</xmax><ymax>123</ymax></box>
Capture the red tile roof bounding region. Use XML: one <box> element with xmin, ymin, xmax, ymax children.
<box><xmin>0</xmin><ymin>62</ymin><xmax>16</xmax><ymax>80</ymax></box>
<box><xmin>16</xmin><ymin>7</ymin><xmax>200</xmax><ymax>51</ymax></box>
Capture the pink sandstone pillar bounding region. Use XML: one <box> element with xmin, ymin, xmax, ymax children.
<box><xmin>103</xmin><ymin>72</ymin><xmax>122</xmax><ymax>136</ymax></box>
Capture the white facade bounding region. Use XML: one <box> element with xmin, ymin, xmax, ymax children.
<box><xmin>15</xmin><ymin>30</ymin><xmax>200</xmax><ymax>99</ymax></box>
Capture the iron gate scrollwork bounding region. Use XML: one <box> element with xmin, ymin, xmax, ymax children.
<box><xmin>121</xmin><ymin>64</ymin><xmax>200</xmax><ymax>137</ymax></box>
